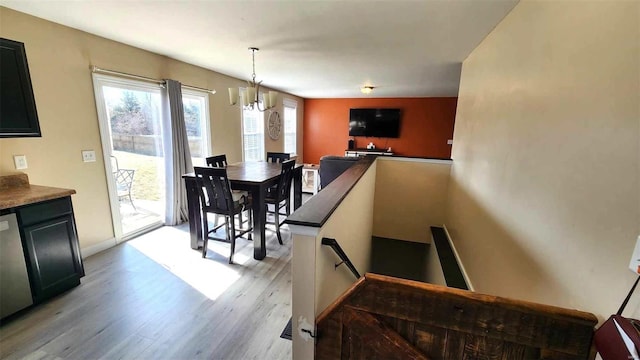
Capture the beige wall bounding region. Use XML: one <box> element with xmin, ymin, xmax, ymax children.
<box><xmin>373</xmin><ymin>157</ymin><xmax>451</xmax><ymax>243</ymax></box>
<box><xmin>0</xmin><ymin>8</ymin><xmax>304</xmax><ymax>250</ymax></box>
<box><xmin>446</xmin><ymin>0</ymin><xmax>640</xmax><ymax>322</ymax></box>
<box><xmin>291</xmin><ymin>162</ymin><xmax>377</xmax><ymax>360</ymax></box>
<box><xmin>315</xmin><ymin>163</ymin><xmax>376</xmax><ymax>314</ymax></box>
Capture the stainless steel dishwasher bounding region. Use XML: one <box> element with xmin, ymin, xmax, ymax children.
<box><xmin>0</xmin><ymin>213</ymin><xmax>33</xmax><ymax>318</ymax></box>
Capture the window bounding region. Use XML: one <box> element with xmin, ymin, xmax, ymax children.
<box><xmin>242</xmin><ymin>102</ymin><xmax>265</xmax><ymax>162</ymax></box>
<box><xmin>182</xmin><ymin>89</ymin><xmax>211</xmax><ymax>167</ymax></box>
<box><xmin>284</xmin><ymin>99</ymin><xmax>297</xmax><ymax>155</ymax></box>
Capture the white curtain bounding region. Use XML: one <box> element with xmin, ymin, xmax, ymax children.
<box><xmin>162</xmin><ymin>79</ymin><xmax>193</xmax><ymax>225</ymax></box>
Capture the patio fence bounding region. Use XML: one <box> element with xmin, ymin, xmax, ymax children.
<box><xmin>112</xmin><ymin>134</ymin><xmax>203</xmax><ymax>157</ymax></box>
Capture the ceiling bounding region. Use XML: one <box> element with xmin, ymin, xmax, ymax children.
<box><xmin>2</xmin><ymin>1</ymin><xmax>518</xmax><ymax>99</ymax></box>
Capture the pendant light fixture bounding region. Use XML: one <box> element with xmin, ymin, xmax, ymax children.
<box><xmin>228</xmin><ymin>47</ymin><xmax>277</xmax><ymax>112</ymax></box>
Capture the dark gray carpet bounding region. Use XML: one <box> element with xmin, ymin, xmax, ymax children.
<box><xmin>371</xmin><ymin>236</ymin><xmax>429</xmax><ymax>282</ymax></box>
<box><xmin>280</xmin><ymin>317</ymin><xmax>292</xmax><ymax>340</ymax></box>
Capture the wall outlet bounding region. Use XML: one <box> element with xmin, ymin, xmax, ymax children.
<box><xmin>13</xmin><ymin>155</ymin><xmax>28</xmax><ymax>170</ymax></box>
<box><xmin>82</xmin><ymin>150</ymin><xmax>96</xmax><ymax>163</ymax></box>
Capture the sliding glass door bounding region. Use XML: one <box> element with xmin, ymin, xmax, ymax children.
<box><xmin>93</xmin><ymin>74</ymin><xmax>166</xmax><ymax>241</ymax></box>
<box><xmin>93</xmin><ymin>74</ymin><xmax>211</xmax><ymax>242</ymax></box>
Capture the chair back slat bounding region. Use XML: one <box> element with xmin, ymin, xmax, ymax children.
<box><xmin>194</xmin><ymin>166</ymin><xmax>234</xmax><ymax>214</ymax></box>
<box><xmin>115</xmin><ymin>169</ymin><xmax>135</xmax><ymax>191</ymax></box>
<box><xmin>276</xmin><ymin>160</ymin><xmax>295</xmax><ymax>201</ymax></box>
<box><xmin>206</xmin><ymin>154</ymin><xmax>228</xmax><ymax>168</ymax></box>
<box><xmin>267</xmin><ymin>152</ymin><xmax>290</xmax><ymax>163</ymax></box>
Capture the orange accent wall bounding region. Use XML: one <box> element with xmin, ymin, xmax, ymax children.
<box><xmin>303</xmin><ymin>97</ymin><xmax>457</xmax><ymax>164</ymax></box>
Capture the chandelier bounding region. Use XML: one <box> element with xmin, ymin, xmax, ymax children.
<box><xmin>228</xmin><ymin>47</ymin><xmax>278</xmax><ymax>112</ymax></box>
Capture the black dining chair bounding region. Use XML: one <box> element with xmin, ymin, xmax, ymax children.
<box><xmin>194</xmin><ymin>166</ymin><xmax>252</xmax><ymax>264</ymax></box>
<box><xmin>265</xmin><ymin>159</ymin><xmax>295</xmax><ymax>245</ymax></box>
<box><xmin>205</xmin><ymin>154</ymin><xmax>250</xmax><ymax>231</ymax></box>
<box><xmin>206</xmin><ymin>154</ymin><xmax>228</xmax><ymax>167</ymax></box>
<box><xmin>266</xmin><ymin>152</ymin><xmax>290</xmax><ymax>163</ymax></box>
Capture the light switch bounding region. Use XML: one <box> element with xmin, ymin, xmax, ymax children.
<box><xmin>82</xmin><ymin>150</ymin><xmax>96</xmax><ymax>163</ymax></box>
<box><xmin>13</xmin><ymin>155</ymin><xmax>27</xmax><ymax>170</ymax></box>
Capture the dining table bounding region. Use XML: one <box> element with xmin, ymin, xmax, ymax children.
<box><xmin>182</xmin><ymin>161</ymin><xmax>303</xmax><ymax>260</ymax></box>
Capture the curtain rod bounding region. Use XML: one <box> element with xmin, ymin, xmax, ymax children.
<box><xmin>90</xmin><ymin>65</ymin><xmax>217</xmax><ymax>94</ymax></box>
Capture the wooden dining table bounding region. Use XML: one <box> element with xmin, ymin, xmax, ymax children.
<box><xmin>182</xmin><ymin>162</ymin><xmax>303</xmax><ymax>260</ymax></box>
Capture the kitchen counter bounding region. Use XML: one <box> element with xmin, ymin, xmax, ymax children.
<box><xmin>0</xmin><ymin>174</ymin><xmax>76</xmax><ymax>210</ymax></box>
<box><xmin>0</xmin><ymin>173</ymin><xmax>83</xmax><ymax>318</ymax></box>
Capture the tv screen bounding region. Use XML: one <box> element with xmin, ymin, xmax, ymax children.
<box><xmin>349</xmin><ymin>108</ymin><xmax>401</xmax><ymax>138</ymax></box>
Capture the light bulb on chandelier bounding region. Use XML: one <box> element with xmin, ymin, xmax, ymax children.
<box><xmin>228</xmin><ymin>47</ymin><xmax>278</xmax><ymax>112</ymax></box>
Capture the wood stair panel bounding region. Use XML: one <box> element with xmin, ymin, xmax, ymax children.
<box><xmin>315</xmin><ymin>273</ymin><xmax>597</xmax><ymax>360</ymax></box>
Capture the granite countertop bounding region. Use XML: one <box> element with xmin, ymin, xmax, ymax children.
<box><xmin>0</xmin><ymin>174</ymin><xmax>76</xmax><ymax>210</ymax></box>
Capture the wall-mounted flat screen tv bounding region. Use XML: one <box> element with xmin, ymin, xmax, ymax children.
<box><xmin>349</xmin><ymin>108</ymin><xmax>401</xmax><ymax>138</ymax></box>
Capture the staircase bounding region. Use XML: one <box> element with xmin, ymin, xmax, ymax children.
<box><xmin>316</xmin><ymin>273</ymin><xmax>598</xmax><ymax>360</ymax></box>
<box><xmin>287</xmin><ymin>156</ymin><xmax>598</xmax><ymax>359</ymax></box>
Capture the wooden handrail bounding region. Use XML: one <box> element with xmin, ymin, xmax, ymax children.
<box><xmin>430</xmin><ymin>226</ymin><xmax>468</xmax><ymax>290</ymax></box>
<box><xmin>285</xmin><ymin>156</ymin><xmax>376</xmax><ymax>227</ymax></box>
<box><xmin>321</xmin><ymin>237</ymin><xmax>361</xmax><ymax>279</ymax></box>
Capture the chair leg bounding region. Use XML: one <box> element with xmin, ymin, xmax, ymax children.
<box><xmin>229</xmin><ymin>215</ymin><xmax>236</xmax><ymax>264</ymax></box>
<box><xmin>202</xmin><ymin>213</ymin><xmax>209</xmax><ymax>258</ymax></box>
<box><xmin>248</xmin><ymin>208</ymin><xmax>253</xmax><ymax>241</ymax></box>
<box><xmin>128</xmin><ymin>193</ymin><xmax>137</xmax><ymax>211</ymax></box>
<box><xmin>275</xmin><ymin>207</ymin><xmax>283</xmax><ymax>245</ymax></box>
<box><xmin>285</xmin><ymin>190</ymin><xmax>291</xmax><ymax>215</ymax></box>
<box><xmin>224</xmin><ymin>217</ymin><xmax>230</xmax><ymax>243</ymax></box>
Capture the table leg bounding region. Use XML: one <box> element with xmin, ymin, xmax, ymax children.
<box><xmin>184</xmin><ymin>177</ymin><xmax>202</xmax><ymax>250</ymax></box>
<box><xmin>293</xmin><ymin>166</ymin><xmax>303</xmax><ymax>210</ymax></box>
<box><xmin>251</xmin><ymin>185</ymin><xmax>267</xmax><ymax>260</ymax></box>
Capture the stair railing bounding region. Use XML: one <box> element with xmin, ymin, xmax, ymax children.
<box><xmin>321</xmin><ymin>237</ymin><xmax>361</xmax><ymax>278</ymax></box>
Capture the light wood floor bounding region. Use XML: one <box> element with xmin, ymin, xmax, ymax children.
<box><xmin>0</xmin><ymin>223</ymin><xmax>293</xmax><ymax>360</ymax></box>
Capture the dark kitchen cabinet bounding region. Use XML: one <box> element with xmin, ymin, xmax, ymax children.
<box><xmin>17</xmin><ymin>196</ymin><xmax>84</xmax><ymax>303</ymax></box>
<box><xmin>0</xmin><ymin>38</ymin><xmax>41</xmax><ymax>138</ymax></box>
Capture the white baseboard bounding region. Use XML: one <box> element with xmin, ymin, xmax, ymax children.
<box><xmin>80</xmin><ymin>237</ymin><xmax>117</xmax><ymax>259</ymax></box>
<box><xmin>442</xmin><ymin>224</ymin><xmax>475</xmax><ymax>291</ymax></box>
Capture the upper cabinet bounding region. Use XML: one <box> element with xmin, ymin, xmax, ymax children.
<box><xmin>0</xmin><ymin>38</ymin><xmax>41</xmax><ymax>138</ymax></box>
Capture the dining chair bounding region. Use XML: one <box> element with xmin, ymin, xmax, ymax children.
<box><xmin>206</xmin><ymin>154</ymin><xmax>227</xmax><ymax>167</ymax></box>
<box><xmin>111</xmin><ymin>155</ymin><xmax>136</xmax><ymax>211</ymax></box>
<box><xmin>265</xmin><ymin>159</ymin><xmax>295</xmax><ymax>245</ymax></box>
<box><xmin>266</xmin><ymin>152</ymin><xmax>290</xmax><ymax>163</ymax></box>
<box><xmin>115</xmin><ymin>169</ymin><xmax>136</xmax><ymax>211</ymax></box>
<box><xmin>205</xmin><ymin>154</ymin><xmax>250</xmax><ymax>231</ymax></box>
<box><xmin>194</xmin><ymin>166</ymin><xmax>253</xmax><ymax>264</ymax></box>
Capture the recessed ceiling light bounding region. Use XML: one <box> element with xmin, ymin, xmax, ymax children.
<box><xmin>361</xmin><ymin>86</ymin><xmax>375</xmax><ymax>94</ymax></box>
